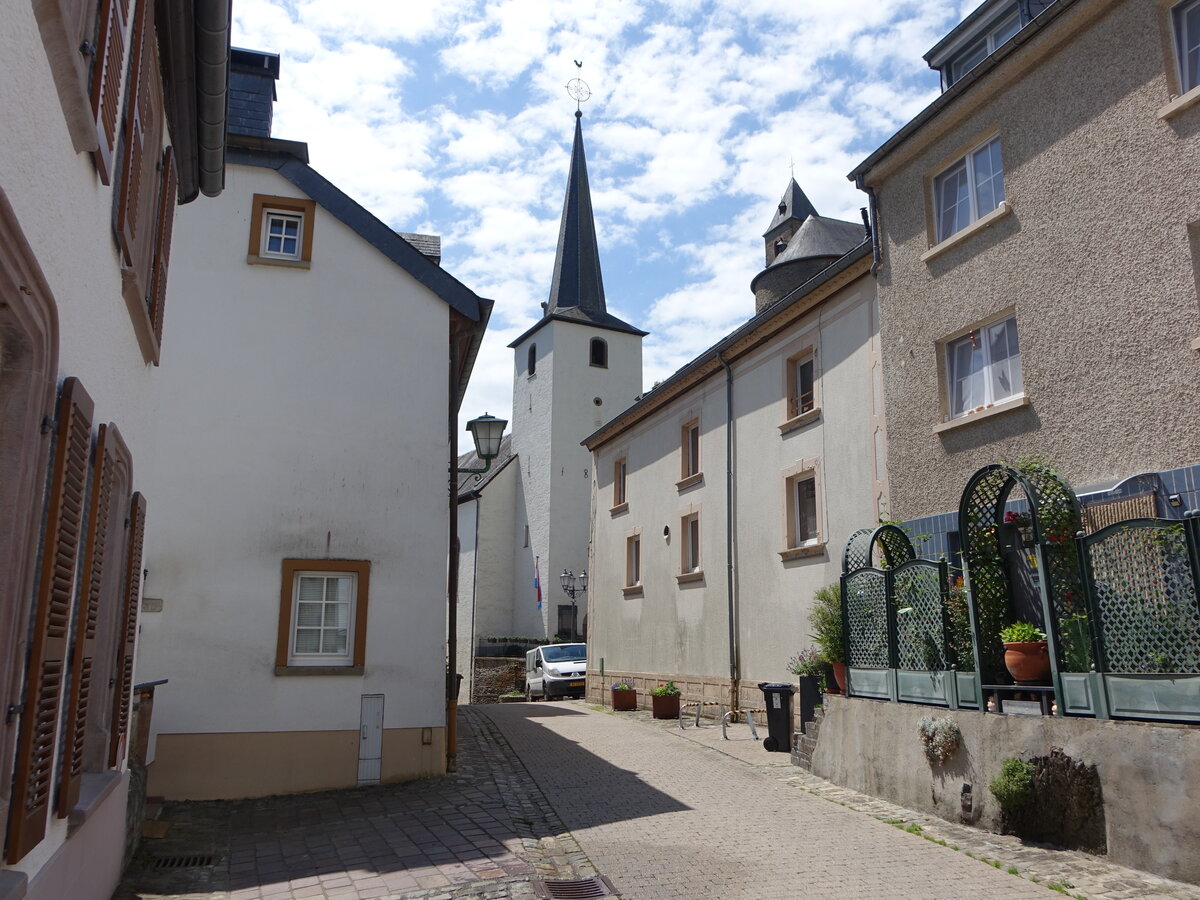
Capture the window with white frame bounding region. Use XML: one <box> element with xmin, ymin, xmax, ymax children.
<box><xmin>1176</xmin><ymin>0</ymin><xmax>1200</xmax><ymax>93</ymax></box>
<box><xmin>945</xmin><ymin>316</ymin><xmax>1023</xmax><ymax>419</ymax></box>
<box><xmin>625</xmin><ymin>534</ymin><xmax>641</xmax><ymax>587</ymax></box>
<box><xmin>787</xmin><ymin>474</ymin><xmax>820</xmax><ymax>549</ymax></box>
<box><xmin>262</xmin><ymin>210</ymin><xmax>303</xmax><ymax>259</ymax></box>
<box><xmin>945</xmin><ymin>7</ymin><xmax>1022</xmax><ymax>86</ymax></box>
<box><xmin>613</xmin><ymin>457</ymin><xmax>627</xmax><ymax>507</ymax></box>
<box><xmin>788</xmin><ymin>351</ymin><xmax>816</xmax><ymax>419</ymax></box>
<box><xmin>681</xmin><ymin>513</ymin><xmax>700</xmax><ymax>574</ymax></box>
<box><xmin>249</xmin><ymin>194</ymin><xmax>315</xmax><ymax>266</ymax></box>
<box><xmin>277</xmin><ymin>559</ymin><xmax>369</xmax><ymax>670</ymax></box>
<box><xmin>681</xmin><ymin>420</ymin><xmax>700</xmax><ymax>479</ymax></box>
<box><xmin>933</xmin><ymin>137</ymin><xmax>1005</xmax><ymax>243</ymax></box>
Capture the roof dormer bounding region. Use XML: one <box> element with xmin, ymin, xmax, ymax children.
<box><xmin>925</xmin><ymin>0</ymin><xmax>1053</xmax><ymax>91</ymax></box>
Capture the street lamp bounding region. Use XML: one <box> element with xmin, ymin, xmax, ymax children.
<box><xmin>559</xmin><ymin>569</ymin><xmax>587</xmax><ymax>599</ymax></box>
<box><xmin>456</xmin><ymin>413</ymin><xmax>508</xmax><ymax>481</ymax></box>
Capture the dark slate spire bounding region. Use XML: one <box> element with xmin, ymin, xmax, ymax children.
<box><xmin>547</xmin><ymin>111</ymin><xmax>605</xmax><ymax>315</ymax></box>
<box><xmin>763</xmin><ymin>178</ymin><xmax>818</xmax><ymax>237</ymax></box>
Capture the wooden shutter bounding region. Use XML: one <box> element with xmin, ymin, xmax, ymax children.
<box><xmin>89</xmin><ymin>0</ymin><xmax>131</xmax><ymax>184</ymax></box>
<box><xmin>115</xmin><ymin>0</ymin><xmax>163</xmax><ymax>304</ymax></box>
<box><xmin>6</xmin><ymin>378</ymin><xmax>94</xmax><ymax>864</ymax></box>
<box><xmin>108</xmin><ymin>492</ymin><xmax>145</xmax><ymax>769</ymax></box>
<box><xmin>56</xmin><ymin>425</ymin><xmax>115</xmax><ymax>817</ymax></box>
<box><xmin>148</xmin><ymin>145</ymin><xmax>176</xmax><ymax>348</ymax></box>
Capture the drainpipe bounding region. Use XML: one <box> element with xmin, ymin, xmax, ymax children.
<box><xmin>717</xmin><ymin>351</ymin><xmax>739</xmax><ymax>708</ymax></box>
<box><xmin>446</xmin><ymin>334</ymin><xmax>459</xmax><ymax>773</ymax></box>
<box><xmin>857</xmin><ymin>177</ymin><xmax>882</xmax><ymax>277</ymax></box>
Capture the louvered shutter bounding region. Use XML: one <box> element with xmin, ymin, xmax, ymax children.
<box><xmin>148</xmin><ymin>146</ymin><xmax>176</xmax><ymax>348</ymax></box>
<box><xmin>115</xmin><ymin>0</ymin><xmax>163</xmax><ymax>304</ymax></box>
<box><xmin>108</xmin><ymin>492</ymin><xmax>145</xmax><ymax>769</ymax></box>
<box><xmin>6</xmin><ymin>378</ymin><xmax>94</xmax><ymax>864</ymax></box>
<box><xmin>56</xmin><ymin>424</ymin><xmax>115</xmax><ymax>817</ymax></box>
<box><xmin>89</xmin><ymin>0</ymin><xmax>130</xmax><ymax>184</ymax></box>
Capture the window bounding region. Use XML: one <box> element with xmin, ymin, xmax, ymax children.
<box><xmin>933</xmin><ymin>137</ymin><xmax>1005</xmax><ymax>243</ymax></box>
<box><xmin>945</xmin><ymin>316</ymin><xmax>1023</xmax><ymax>419</ymax></box>
<box><xmin>680</xmin><ymin>419</ymin><xmax>700</xmax><ymax>481</ymax></box>
<box><xmin>528</xmin><ymin>343</ymin><xmax>537</xmax><ymax>376</ymax></box>
<box><xmin>625</xmin><ymin>534</ymin><xmax>641</xmax><ymax>588</ymax></box>
<box><xmin>590</xmin><ymin>337</ymin><xmax>608</xmax><ymax>368</ymax></box>
<box><xmin>945</xmin><ymin>7</ymin><xmax>1022</xmax><ymax>86</ymax></box>
<box><xmin>276</xmin><ymin>559</ymin><xmax>369</xmax><ymax>672</ymax></box>
<box><xmin>1176</xmin><ymin>0</ymin><xmax>1200</xmax><ymax>93</ymax></box>
<box><xmin>613</xmin><ymin>457</ymin><xmax>627</xmax><ymax>508</ymax></box>
<box><xmin>249</xmin><ymin>194</ymin><xmax>316</xmax><ymax>267</ymax></box>
<box><xmin>787</xmin><ymin>351</ymin><xmax>817</xmax><ymax>420</ymax></box>
<box><xmin>680</xmin><ymin>513</ymin><xmax>701</xmax><ymax>575</ymax></box>
<box><xmin>786</xmin><ymin>474</ymin><xmax>820</xmax><ymax>549</ymax></box>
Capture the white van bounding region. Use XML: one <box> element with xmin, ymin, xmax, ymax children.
<box><xmin>525</xmin><ymin>643</ymin><xmax>587</xmax><ymax>700</ymax></box>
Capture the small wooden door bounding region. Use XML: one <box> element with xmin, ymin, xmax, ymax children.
<box><xmin>357</xmin><ymin>694</ymin><xmax>384</xmax><ymax>785</ymax></box>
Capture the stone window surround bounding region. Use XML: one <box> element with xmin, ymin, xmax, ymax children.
<box><xmin>780</xmin><ymin>337</ymin><xmax>822</xmax><ymax>434</ymax></box>
<box><xmin>677</xmin><ymin>504</ymin><xmax>702</xmax><ymax>582</ymax></box>
<box><xmin>922</xmin><ymin>126</ymin><xmax>1007</xmax><ymax>263</ymax></box>
<box><xmin>779</xmin><ymin>457</ymin><xmax>826</xmax><ymax>562</ymax></box>
<box><xmin>275</xmin><ymin>558</ymin><xmax>370</xmax><ymax>675</ymax></box>
<box><xmin>248</xmin><ymin>194</ymin><xmax>315</xmax><ymax>269</ymax></box>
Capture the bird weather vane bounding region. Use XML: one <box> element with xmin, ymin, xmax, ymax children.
<box><xmin>566</xmin><ymin>60</ymin><xmax>591</xmax><ymax>112</ymax></box>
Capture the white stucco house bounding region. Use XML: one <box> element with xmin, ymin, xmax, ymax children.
<box><xmin>455</xmin><ymin>110</ymin><xmax>645</xmax><ymax>700</ymax></box>
<box><xmin>0</xmin><ymin>0</ymin><xmax>230</xmax><ymax>897</ymax></box>
<box><xmin>133</xmin><ymin>50</ymin><xmax>492</xmax><ymax>800</ymax></box>
<box><xmin>583</xmin><ymin>182</ymin><xmax>885</xmax><ymax>710</ymax></box>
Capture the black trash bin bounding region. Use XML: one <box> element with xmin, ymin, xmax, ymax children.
<box><xmin>758</xmin><ymin>682</ymin><xmax>797</xmax><ymax>753</ymax></box>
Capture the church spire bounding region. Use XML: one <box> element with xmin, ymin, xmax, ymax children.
<box><xmin>546</xmin><ymin>110</ymin><xmax>606</xmax><ymax>316</ymax></box>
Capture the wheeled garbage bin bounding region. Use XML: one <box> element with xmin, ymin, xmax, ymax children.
<box><xmin>758</xmin><ymin>682</ymin><xmax>796</xmax><ymax>753</ymax></box>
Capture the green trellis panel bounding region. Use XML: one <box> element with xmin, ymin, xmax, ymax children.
<box><xmin>847</xmin><ymin>667</ymin><xmax>892</xmax><ymax>700</ymax></box>
<box><xmin>1103</xmin><ymin>674</ymin><xmax>1200</xmax><ymax>721</ymax></box>
<box><xmin>897</xmin><ymin>670</ymin><xmax>949</xmax><ymax>705</ymax></box>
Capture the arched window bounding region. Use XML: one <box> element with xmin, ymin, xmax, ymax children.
<box><xmin>527</xmin><ymin>343</ymin><xmax>536</xmax><ymax>376</ymax></box>
<box><xmin>590</xmin><ymin>337</ymin><xmax>608</xmax><ymax>368</ymax></box>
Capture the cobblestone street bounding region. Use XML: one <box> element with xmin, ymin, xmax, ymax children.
<box><xmin>115</xmin><ymin>702</ymin><xmax>1200</xmax><ymax>900</ymax></box>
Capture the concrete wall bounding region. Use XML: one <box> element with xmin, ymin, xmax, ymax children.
<box><xmin>813</xmin><ymin>696</ymin><xmax>1200</xmax><ymax>884</ymax></box>
<box><xmin>135</xmin><ymin>162</ymin><xmax>452</xmax><ymax>796</ymax></box>
<box><xmin>587</xmin><ymin>273</ymin><xmax>880</xmax><ymax>696</ymax></box>
<box><xmin>868</xmin><ymin>0</ymin><xmax>1200</xmax><ymax>519</ymax></box>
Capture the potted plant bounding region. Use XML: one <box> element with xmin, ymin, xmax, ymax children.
<box><xmin>649</xmin><ymin>680</ymin><xmax>681</xmax><ymax>718</ymax></box>
<box><xmin>610</xmin><ymin>680</ymin><xmax>637</xmax><ymax>711</ymax></box>
<box><xmin>809</xmin><ymin>584</ymin><xmax>846</xmax><ymax>692</ymax></box>
<box><xmin>1000</xmin><ymin>621</ymin><xmax>1050</xmax><ymax>684</ymax></box>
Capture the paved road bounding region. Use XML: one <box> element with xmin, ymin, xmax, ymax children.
<box><xmin>484</xmin><ymin>702</ymin><xmax>1051</xmax><ymax>900</ymax></box>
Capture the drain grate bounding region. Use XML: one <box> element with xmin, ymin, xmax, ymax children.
<box><xmin>532</xmin><ymin>875</ymin><xmax>619</xmax><ymax>898</ymax></box>
<box><xmin>151</xmin><ymin>853</ymin><xmax>217</xmax><ymax>870</ymax></box>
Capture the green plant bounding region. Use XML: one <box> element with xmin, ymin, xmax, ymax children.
<box><xmin>999</xmin><ymin>621</ymin><xmax>1046</xmax><ymax>643</ymax></box>
<box><xmin>1059</xmin><ymin>613</ymin><xmax>1093</xmax><ymax>671</ymax></box>
<box><xmin>989</xmin><ymin>758</ymin><xmax>1035</xmax><ymax>810</ymax></box>
<box><xmin>787</xmin><ymin>647</ymin><xmax>824</xmax><ymax>678</ymax></box>
<box><xmin>650</xmin><ymin>680</ymin><xmax>680</xmax><ymax>697</ymax></box>
<box><xmin>916</xmin><ymin>715</ymin><xmax>961</xmax><ymax>764</ymax></box>
<box><xmin>809</xmin><ymin>583</ymin><xmax>844</xmax><ymax>664</ymax></box>
<box><xmin>611</xmin><ymin>681</ymin><xmax>633</xmax><ymax>691</ymax></box>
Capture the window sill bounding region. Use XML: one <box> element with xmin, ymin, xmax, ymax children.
<box><xmin>247</xmin><ymin>254</ymin><xmax>311</xmax><ymax>270</ymax></box>
<box><xmin>275</xmin><ymin>665</ymin><xmax>364</xmax><ymax>676</ymax></box>
<box><xmin>609</xmin><ymin>502</ymin><xmax>629</xmax><ymax>517</ymax></box>
<box><xmin>676</xmin><ymin>472</ymin><xmax>704</xmax><ymax>492</ymax></box>
<box><xmin>933</xmin><ymin>394</ymin><xmax>1031</xmax><ymax>435</ymax></box>
<box><xmin>921</xmin><ymin>201</ymin><xmax>1011</xmax><ymax>264</ymax></box>
<box><xmin>676</xmin><ymin>570</ymin><xmax>704</xmax><ymax>584</ymax></box>
<box><xmin>621</xmin><ymin>584</ymin><xmax>644</xmax><ymax>597</ymax></box>
<box><xmin>67</xmin><ymin>770</ymin><xmax>123</xmax><ymax>835</ymax></box>
<box><xmin>1159</xmin><ymin>84</ymin><xmax>1200</xmax><ymax>121</ymax></box>
<box><xmin>779</xmin><ymin>542</ymin><xmax>827</xmax><ymax>562</ymax></box>
<box><xmin>779</xmin><ymin>407</ymin><xmax>821</xmax><ymax>435</ymax></box>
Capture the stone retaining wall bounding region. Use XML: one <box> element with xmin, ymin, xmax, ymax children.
<box><xmin>471</xmin><ymin>657</ymin><xmax>524</xmax><ymax>704</ymax></box>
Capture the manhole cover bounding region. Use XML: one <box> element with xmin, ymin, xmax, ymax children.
<box><xmin>532</xmin><ymin>875</ymin><xmax>619</xmax><ymax>898</ymax></box>
<box><xmin>151</xmin><ymin>854</ymin><xmax>217</xmax><ymax>870</ymax></box>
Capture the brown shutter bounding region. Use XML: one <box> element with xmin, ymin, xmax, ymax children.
<box><xmin>148</xmin><ymin>145</ymin><xmax>176</xmax><ymax>348</ymax></box>
<box><xmin>6</xmin><ymin>378</ymin><xmax>94</xmax><ymax>864</ymax></box>
<box><xmin>89</xmin><ymin>0</ymin><xmax>131</xmax><ymax>184</ymax></box>
<box><xmin>108</xmin><ymin>492</ymin><xmax>145</xmax><ymax>769</ymax></box>
<box><xmin>115</xmin><ymin>0</ymin><xmax>163</xmax><ymax>304</ymax></box>
<box><xmin>56</xmin><ymin>424</ymin><xmax>115</xmax><ymax>817</ymax></box>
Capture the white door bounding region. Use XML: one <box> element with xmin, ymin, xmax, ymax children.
<box><xmin>357</xmin><ymin>694</ymin><xmax>384</xmax><ymax>785</ymax></box>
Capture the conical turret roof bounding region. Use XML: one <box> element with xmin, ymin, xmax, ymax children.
<box><xmin>762</xmin><ymin>178</ymin><xmax>818</xmax><ymax>237</ymax></box>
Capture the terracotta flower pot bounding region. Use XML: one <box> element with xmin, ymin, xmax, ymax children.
<box><xmin>830</xmin><ymin>661</ymin><xmax>847</xmax><ymax>694</ymax></box>
<box><xmin>611</xmin><ymin>689</ymin><xmax>637</xmax><ymax>711</ymax></box>
<box><xmin>651</xmin><ymin>694</ymin><xmax>680</xmax><ymax>719</ymax></box>
<box><xmin>1004</xmin><ymin>641</ymin><xmax>1051</xmax><ymax>684</ymax></box>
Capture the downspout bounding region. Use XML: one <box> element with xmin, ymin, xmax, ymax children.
<box><xmin>857</xmin><ymin>176</ymin><xmax>882</xmax><ymax>277</ymax></box>
<box><xmin>195</xmin><ymin>0</ymin><xmax>231</xmax><ymax>197</ymax></box>
<box><xmin>446</xmin><ymin>333</ymin><xmax>459</xmax><ymax>773</ymax></box>
<box><xmin>717</xmin><ymin>351</ymin><xmax>739</xmax><ymax>707</ymax></box>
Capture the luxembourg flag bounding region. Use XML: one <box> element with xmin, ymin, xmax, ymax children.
<box><xmin>534</xmin><ymin>559</ymin><xmax>543</xmax><ymax>611</ymax></box>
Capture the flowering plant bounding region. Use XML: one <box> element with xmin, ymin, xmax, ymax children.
<box><xmin>650</xmin><ymin>680</ymin><xmax>680</xmax><ymax>697</ymax></box>
<box><xmin>1004</xmin><ymin>510</ymin><xmax>1032</xmax><ymax>529</ymax></box>
<box><xmin>787</xmin><ymin>647</ymin><xmax>824</xmax><ymax>678</ymax></box>
<box><xmin>611</xmin><ymin>681</ymin><xmax>634</xmax><ymax>691</ymax></box>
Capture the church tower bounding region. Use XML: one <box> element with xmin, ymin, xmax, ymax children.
<box><xmin>508</xmin><ymin>108</ymin><xmax>646</xmax><ymax>641</ymax></box>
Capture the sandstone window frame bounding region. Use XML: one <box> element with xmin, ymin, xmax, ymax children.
<box><xmin>248</xmin><ymin>194</ymin><xmax>315</xmax><ymax>269</ymax></box>
<box><xmin>930</xmin><ymin>134</ymin><xmax>1007</xmax><ymax>245</ymax></box>
<box><xmin>677</xmin><ymin>417</ymin><xmax>702</xmax><ymax>490</ymax></box>
<box><xmin>612</xmin><ymin>455</ymin><xmax>628</xmax><ymax>513</ymax></box>
<box><xmin>1161</xmin><ymin>0</ymin><xmax>1200</xmax><ymax>118</ymax></box>
<box><xmin>677</xmin><ymin>509</ymin><xmax>703</xmax><ymax>583</ymax></box>
<box><xmin>780</xmin><ymin>458</ymin><xmax>825</xmax><ymax>562</ymax></box>
<box><xmin>938</xmin><ymin>311</ymin><xmax>1025</xmax><ymax>425</ymax></box>
<box><xmin>623</xmin><ymin>530</ymin><xmax>643</xmax><ymax>595</ymax></box>
<box><xmin>275</xmin><ymin>559</ymin><xmax>370</xmax><ymax>675</ymax></box>
<box><xmin>781</xmin><ymin>343</ymin><xmax>821</xmax><ymax>433</ymax></box>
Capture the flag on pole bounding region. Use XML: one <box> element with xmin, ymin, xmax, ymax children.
<box><xmin>534</xmin><ymin>558</ymin><xmax>543</xmax><ymax>611</ymax></box>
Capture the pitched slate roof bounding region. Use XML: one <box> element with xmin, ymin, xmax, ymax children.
<box><xmin>763</xmin><ymin>178</ymin><xmax>819</xmax><ymax>237</ymax></box>
<box><xmin>769</xmin><ymin>215</ymin><xmax>866</xmax><ymax>267</ymax></box>
<box><xmin>508</xmin><ymin>113</ymin><xmax>646</xmax><ymax>348</ymax></box>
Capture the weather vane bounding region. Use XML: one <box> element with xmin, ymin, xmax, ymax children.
<box><xmin>566</xmin><ymin>60</ymin><xmax>591</xmax><ymax>114</ymax></box>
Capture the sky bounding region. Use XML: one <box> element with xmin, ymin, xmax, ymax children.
<box><xmin>231</xmin><ymin>0</ymin><xmax>978</xmax><ymax>433</ymax></box>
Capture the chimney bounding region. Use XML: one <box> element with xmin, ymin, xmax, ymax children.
<box><xmin>228</xmin><ymin>48</ymin><xmax>280</xmax><ymax>138</ymax></box>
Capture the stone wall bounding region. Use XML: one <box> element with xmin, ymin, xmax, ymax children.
<box><xmin>810</xmin><ymin>696</ymin><xmax>1200</xmax><ymax>884</ymax></box>
<box><xmin>471</xmin><ymin>658</ymin><xmax>524</xmax><ymax>704</ymax></box>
